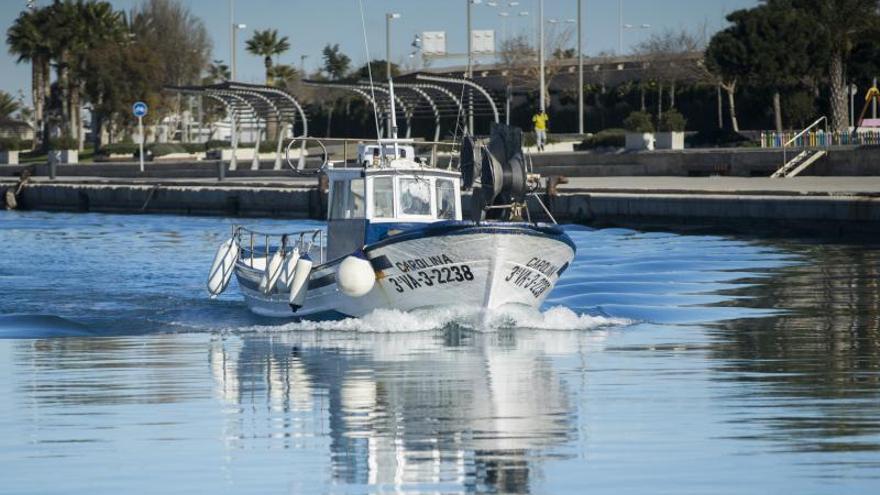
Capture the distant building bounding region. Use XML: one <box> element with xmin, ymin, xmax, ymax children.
<box><xmin>0</xmin><ymin>118</ymin><xmax>35</xmax><ymax>141</ymax></box>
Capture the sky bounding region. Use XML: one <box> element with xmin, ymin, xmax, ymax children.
<box><xmin>0</xmin><ymin>0</ymin><xmax>759</xmax><ymax>102</ymax></box>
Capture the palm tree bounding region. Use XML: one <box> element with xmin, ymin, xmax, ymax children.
<box><xmin>7</xmin><ymin>7</ymin><xmax>52</xmax><ymax>148</ymax></box>
<box><xmin>269</xmin><ymin>64</ymin><xmax>299</xmax><ymax>89</ymax></box>
<box><xmin>245</xmin><ymin>29</ymin><xmax>291</xmax><ymax>84</ymax></box>
<box><xmin>789</xmin><ymin>0</ymin><xmax>879</xmax><ymax>132</ymax></box>
<box><xmin>45</xmin><ymin>0</ymin><xmax>125</xmax><ymax>149</ymax></box>
<box><xmin>0</xmin><ymin>91</ymin><xmax>21</xmax><ymax>119</ymax></box>
<box><xmin>205</xmin><ymin>60</ymin><xmax>231</xmax><ymax>84</ymax></box>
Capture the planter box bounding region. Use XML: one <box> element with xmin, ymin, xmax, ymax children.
<box><xmin>655</xmin><ymin>131</ymin><xmax>685</xmax><ymax>150</ymax></box>
<box><xmin>625</xmin><ymin>132</ymin><xmax>655</xmax><ymax>151</ymax></box>
<box><xmin>0</xmin><ymin>150</ymin><xmax>19</xmax><ymax>165</ymax></box>
<box><xmin>49</xmin><ymin>149</ymin><xmax>79</xmax><ymax>165</ymax></box>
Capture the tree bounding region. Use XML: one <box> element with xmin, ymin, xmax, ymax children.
<box><xmin>246</xmin><ymin>29</ymin><xmax>291</xmax><ymax>84</ymax></box>
<box><xmin>0</xmin><ymin>91</ymin><xmax>20</xmax><ymax>118</ymax></box>
<box><xmin>322</xmin><ymin>44</ymin><xmax>351</xmax><ymax>80</ymax></box>
<box><xmin>356</xmin><ymin>60</ymin><xmax>399</xmax><ymax>79</ymax></box>
<box><xmin>706</xmin><ymin>24</ymin><xmax>750</xmax><ymax>132</ymax></box>
<box><xmin>269</xmin><ymin>64</ymin><xmax>299</xmax><ymax>89</ymax></box>
<box><xmin>7</xmin><ymin>6</ymin><xmax>52</xmax><ymax>148</ymax></box>
<box><xmin>205</xmin><ymin>60</ymin><xmax>230</xmax><ymax>84</ymax></box>
<box><xmin>636</xmin><ymin>28</ymin><xmax>706</xmax><ymax>119</ymax></box>
<box><xmin>784</xmin><ymin>0</ymin><xmax>880</xmax><ymax>131</ymax></box>
<box><xmin>130</xmin><ymin>0</ymin><xmax>211</xmax><ymax>144</ymax></box>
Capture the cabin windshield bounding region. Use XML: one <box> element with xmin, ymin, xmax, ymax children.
<box><xmin>366</xmin><ymin>173</ymin><xmax>461</xmax><ymax>222</ymax></box>
<box><xmin>435</xmin><ymin>179</ymin><xmax>456</xmax><ymax>219</ymax></box>
<box><xmin>399</xmin><ymin>178</ymin><xmax>431</xmax><ymax>216</ymax></box>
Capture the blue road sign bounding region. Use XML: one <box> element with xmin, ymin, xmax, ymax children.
<box><xmin>132</xmin><ymin>101</ymin><xmax>148</xmax><ymax>118</ymax></box>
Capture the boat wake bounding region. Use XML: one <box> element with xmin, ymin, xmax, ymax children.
<box><xmin>233</xmin><ymin>305</ymin><xmax>631</xmax><ymax>334</ymax></box>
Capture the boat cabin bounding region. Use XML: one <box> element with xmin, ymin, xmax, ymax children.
<box><xmin>324</xmin><ymin>163</ymin><xmax>462</xmax><ymax>260</ymax></box>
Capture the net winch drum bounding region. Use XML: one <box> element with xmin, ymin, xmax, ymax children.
<box><xmin>471</xmin><ymin>124</ymin><xmax>528</xmax><ymax>221</ymax></box>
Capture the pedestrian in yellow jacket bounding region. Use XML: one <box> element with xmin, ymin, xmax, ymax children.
<box><xmin>532</xmin><ymin>110</ymin><xmax>549</xmax><ymax>151</ymax></box>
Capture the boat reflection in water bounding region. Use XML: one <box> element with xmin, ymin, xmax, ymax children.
<box><xmin>209</xmin><ymin>327</ymin><xmax>606</xmax><ymax>492</ymax></box>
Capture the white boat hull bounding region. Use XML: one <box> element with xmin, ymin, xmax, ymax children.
<box><xmin>234</xmin><ymin>223</ymin><xmax>575</xmax><ymax>319</ymax></box>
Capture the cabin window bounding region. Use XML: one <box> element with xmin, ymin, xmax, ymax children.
<box><xmin>399</xmin><ymin>178</ymin><xmax>431</xmax><ymax>216</ymax></box>
<box><xmin>372</xmin><ymin>176</ymin><xmax>394</xmax><ymax>218</ymax></box>
<box><xmin>435</xmin><ymin>179</ymin><xmax>456</xmax><ymax>219</ymax></box>
<box><xmin>348</xmin><ymin>178</ymin><xmax>365</xmax><ymax>218</ymax></box>
<box><xmin>329</xmin><ymin>180</ymin><xmax>347</xmax><ymax>219</ymax></box>
<box><xmin>329</xmin><ymin>178</ymin><xmax>365</xmax><ymax>219</ymax></box>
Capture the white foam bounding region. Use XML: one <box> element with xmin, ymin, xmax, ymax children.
<box><xmin>235</xmin><ymin>305</ymin><xmax>629</xmax><ymax>334</ymax></box>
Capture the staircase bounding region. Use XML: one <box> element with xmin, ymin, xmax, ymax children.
<box><xmin>771</xmin><ymin>116</ymin><xmax>829</xmax><ymax>179</ymax></box>
<box><xmin>771</xmin><ymin>149</ymin><xmax>827</xmax><ymax>178</ymax></box>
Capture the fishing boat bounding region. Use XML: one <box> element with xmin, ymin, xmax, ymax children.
<box><xmin>206</xmin><ymin>125</ymin><xmax>575</xmax><ymax>319</ymax></box>
<box><xmin>206</xmin><ymin>57</ymin><xmax>575</xmax><ymax>319</ymax></box>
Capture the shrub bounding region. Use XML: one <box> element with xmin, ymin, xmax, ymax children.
<box><xmin>181</xmin><ymin>143</ymin><xmax>206</xmax><ymax>153</ymax></box>
<box><xmin>98</xmin><ymin>143</ymin><xmax>139</xmax><ymax>156</ymax></box>
<box><xmin>0</xmin><ymin>137</ymin><xmax>25</xmax><ymax>151</ymax></box>
<box><xmin>146</xmin><ymin>142</ymin><xmax>188</xmax><ymax>157</ymax></box>
<box><xmin>623</xmin><ymin>111</ymin><xmax>654</xmax><ymax>133</ymax></box>
<box><xmin>49</xmin><ymin>136</ymin><xmax>78</xmax><ymax>150</ymax></box>
<box><xmin>575</xmin><ymin>128</ymin><xmax>626</xmax><ymax>150</ymax></box>
<box><xmin>658</xmin><ymin>110</ymin><xmax>687</xmax><ymax>132</ymax></box>
<box><xmin>205</xmin><ymin>140</ymin><xmax>232</xmax><ymax>150</ymax></box>
<box><xmin>685</xmin><ymin>128</ymin><xmax>752</xmax><ymax>148</ymax></box>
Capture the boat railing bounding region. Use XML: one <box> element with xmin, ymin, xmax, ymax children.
<box><xmin>232</xmin><ymin>226</ymin><xmax>325</xmax><ymax>268</ymax></box>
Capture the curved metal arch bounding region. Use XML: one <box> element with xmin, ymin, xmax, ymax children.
<box><xmin>229</xmin><ymin>89</ymin><xmax>291</xmax><ymax>170</ymax></box>
<box><xmin>415</xmin><ymin>74</ymin><xmax>500</xmax><ymax>124</ymax></box>
<box><xmin>229</xmin><ymin>84</ymin><xmax>309</xmax><ymax>138</ymax></box>
<box><xmin>203</xmin><ymin>93</ymin><xmax>243</xmax><ymax>170</ymax></box>
<box><xmin>396</xmin><ymin>84</ymin><xmax>441</xmax><ymax>142</ymax></box>
<box><xmin>364</xmin><ymin>85</ymin><xmax>411</xmax><ymax>139</ymax></box>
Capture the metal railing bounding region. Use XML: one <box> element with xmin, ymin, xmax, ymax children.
<box><xmin>782</xmin><ymin>115</ymin><xmax>828</xmax><ymax>172</ymax></box>
<box><xmin>233</xmin><ymin>225</ymin><xmax>325</xmax><ymax>268</ymax></box>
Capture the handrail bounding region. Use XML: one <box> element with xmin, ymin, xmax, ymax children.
<box><xmin>784</xmin><ymin>116</ymin><xmax>827</xmax><ymax>148</ymax></box>
<box><xmin>233</xmin><ymin>226</ymin><xmax>325</xmax><ymax>266</ymax></box>
<box><xmin>782</xmin><ymin>116</ymin><xmax>827</xmax><ymax>174</ymax></box>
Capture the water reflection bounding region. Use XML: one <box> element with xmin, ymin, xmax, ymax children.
<box><xmin>209</xmin><ymin>329</ymin><xmax>604</xmax><ymax>492</ymax></box>
<box><xmin>709</xmin><ymin>244</ymin><xmax>880</xmax><ymax>455</ymax></box>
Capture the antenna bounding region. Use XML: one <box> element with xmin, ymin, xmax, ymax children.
<box><xmin>388</xmin><ymin>79</ymin><xmax>400</xmax><ymax>158</ymax></box>
<box><xmin>357</xmin><ymin>0</ymin><xmax>383</xmax><ymax>149</ymax></box>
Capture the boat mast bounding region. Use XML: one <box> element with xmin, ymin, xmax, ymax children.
<box><xmin>388</xmin><ymin>78</ymin><xmax>400</xmax><ymax>158</ymax></box>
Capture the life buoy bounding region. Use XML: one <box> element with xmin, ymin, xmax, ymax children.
<box><xmin>336</xmin><ymin>251</ymin><xmax>375</xmax><ymax>298</ymax></box>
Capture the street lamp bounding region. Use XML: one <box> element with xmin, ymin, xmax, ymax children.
<box><xmin>385</xmin><ymin>13</ymin><xmax>401</xmax><ymax>81</ymax></box>
<box><xmin>539</xmin><ymin>0</ymin><xmax>545</xmax><ymax>112</ymax></box>
<box><xmin>577</xmin><ymin>0</ymin><xmax>584</xmax><ymax>134</ymax></box>
<box><xmin>231</xmin><ymin>23</ymin><xmax>247</xmax><ymax>81</ymax></box>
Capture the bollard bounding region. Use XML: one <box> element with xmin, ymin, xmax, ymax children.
<box><xmin>49</xmin><ymin>159</ymin><xmax>56</xmax><ymax>180</ymax></box>
<box><xmin>217</xmin><ymin>160</ymin><xmax>226</xmax><ymax>181</ymax></box>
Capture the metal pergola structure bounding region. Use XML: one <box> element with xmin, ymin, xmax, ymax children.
<box><xmin>165</xmin><ymin>82</ymin><xmax>309</xmax><ymax>170</ymax></box>
<box><xmin>302</xmin><ymin>74</ymin><xmax>503</xmax><ymax>141</ymax></box>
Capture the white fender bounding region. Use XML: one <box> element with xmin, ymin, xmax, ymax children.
<box><xmin>259</xmin><ymin>248</ymin><xmax>286</xmax><ymax>295</ymax></box>
<box><xmin>336</xmin><ymin>252</ymin><xmax>376</xmax><ymax>298</ymax></box>
<box><xmin>288</xmin><ymin>254</ymin><xmax>313</xmax><ymax>311</ymax></box>
<box><xmin>207</xmin><ymin>237</ymin><xmax>239</xmax><ymax>298</ymax></box>
<box><xmin>278</xmin><ymin>247</ymin><xmax>300</xmax><ymax>290</ymax></box>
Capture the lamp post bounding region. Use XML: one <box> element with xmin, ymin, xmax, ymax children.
<box><xmin>539</xmin><ymin>0</ymin><xmax>545</xmax><ymax>113</ymax></box>
<box><xmin>231</xmin><ymin>21</ymin><xmax>247</xmax><ymax>81</ymax></box>
<box><xmin>578</xmin><ymin>0</ymin><xmax>584</xmax><ymax>134</ymax></box>
<box><xmin>385</xmin><ymin>13</ymin><xmax>401</xmax><ymax>81</ymax></box>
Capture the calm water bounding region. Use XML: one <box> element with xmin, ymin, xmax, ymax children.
<box><xmin>1</xmin><ymin>211</ymin><xmax>879</xmax><ymax>494</ymax></box>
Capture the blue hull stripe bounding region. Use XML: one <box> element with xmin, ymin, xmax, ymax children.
<box><xmin>363</xmin><ymin>221</ymin><xmax>576</xmax><ymax>254</ymax></box>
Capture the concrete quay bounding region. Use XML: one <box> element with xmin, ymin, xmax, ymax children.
<box><xmin>3</xmin><ymin>175</ymin><xmax>879</xmax><ymax>234</ymax></box>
